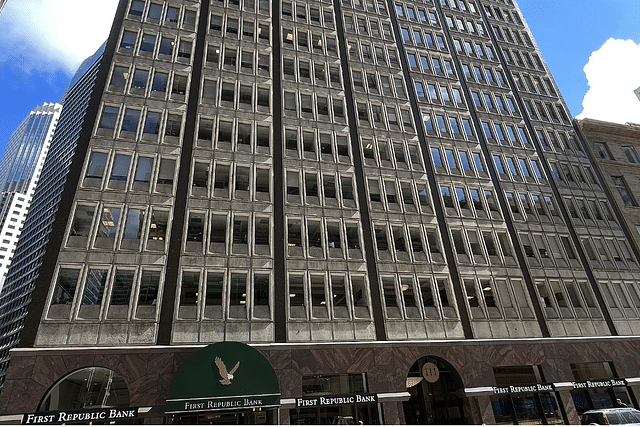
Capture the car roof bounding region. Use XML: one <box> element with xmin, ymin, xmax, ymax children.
<box><xmin>584</xmin><ymin>408</ymin><xmax>640</xmax><ymax>413</ymax></box>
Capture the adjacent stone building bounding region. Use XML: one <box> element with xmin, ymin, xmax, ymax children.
<box><xmin>577</xmin><ymin>119</ymin><xmax>640</xmax><ymax>256</ymax></box>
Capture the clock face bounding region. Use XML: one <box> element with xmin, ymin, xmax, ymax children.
<box><xmin>422</xmin><ymin>362</ymin><xmax>440</xmax><ymax>383</ymax></box>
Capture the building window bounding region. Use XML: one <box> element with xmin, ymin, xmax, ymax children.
<box><xmin>179</xmin><ymin>271</ymin><xmax>199</xmax><ymax>318</ymax></box>
<box><xmin>178</xmin><ymin>39</ymin><xmax>192</xmax><ymax>60</ymax></box>
<box><xmin>98</xmin><ymin>106</ymin><xmax>119</xmax><ymax>130</ymax></box>
<box><xmin>147</xmin><ymin>209</ymin><xmax>168</xmax><ymax>250</ymax></box>
<box><xmin>172</xmin><ymin>74</ymin><xmax>188</xmax><ymax>97</ymax></box>
<box><xmin>623</xmin><ymin>146</ymin><xmax>640</xmax><ymax>163</ymax></box>
<box><xmin>109</xmin><ymin>66</ymin><xmax>129</xmax><ymax>89</ymax></box>
<box><xmin>612</xmin><ymin>176</ymin><xmax>636</xmax><ymax>206</ymax></box>
<box><xmin>129</xmin><ymin>1</ymin><xmax>144</xmax><ymax>17</ymax></box>
<box><xmin>108</xmin><ymin>154</ymin><xmax>131</xmax><ymax>189</ymax></box>
<box><xmin>49</xmin><ymin>268</ymin><xmax>81</xmax><ymax>318</ymax></box>
<box><xmin>133</xmin><ymin>157</ymin><xmax>153</xmax><ymax>191</ymax></box>
<box><xmin>120</xmin><ymin>30</ymin><xmax>138</xmax><ymax>49</ymax></box>
<box><xmin>122</xmin><ymin>208</ymin><xmax>145</xmax><ymax>244</ymax></box>
<box><xmin>140</xmin><ymin>34</ymin><xmax>156</xmax><ymax>53</ymax></box>
<box><xmin>67</xmin><ymin>205</ymin><xmax>96</xmax><ymax>248</ymax></box>
<box><xmin>593</xmin><ymin>142</ymin><xmax>611</xmax><ymax>160</ymax></box>
<box><xmin>121</xmin><ymin>108</ymin><xmax>141</xmax><ymax>134</ymax></box>
<box><xmin>165</xmin><ymin>114</ymin><xmax>182</xmax><ymax>138</ymax></box>
<box><xmin>183</xmin><ymin>9</ymin><xmax>197</xmax><ymax>30</ymax></box>
<box><xmin>253</xmin><ymin>273</ymin><xmax>270</xmax><ymax>318</ymax></box>
<box><xmin>157</xmin><ymin>158</ymin><xmax>176</xmax><ymax>190</ymax></box>
<box><xmin>84</xmin><ymin>152</ymin><xmax>108</xmax><ymax>182</ymax></box>
<box><xmin>229</xmin><ymin>273</ymin><xmax>247</xmax><ymax>318</ymax></box>
<box><xmin>147</xmin><ymin>3</ymin><xmax>163</xmax><ymax>21</ymax></box>
<box><xmin>81</xmin><ymin>269</ymin><xmax>108</xmax><ymax>311</ymax></box>
<box><xmin>151</xmin><ymin>71</ymin><xmax>168</xmax><ymax>94</ymax></box>
<box><xmin>136</xmin><ymin>270</ymin><xmax>160</xmax><ymax>318</ymax></box>
<box><xmin>143</xmin><ymin>112</ymin><xmax>160</xmax><ymax>135</ymax></box>
<box><xmin>109</xmin><ymin>269</ymin><xmax>135</xmax><ymax>315</ymax></box>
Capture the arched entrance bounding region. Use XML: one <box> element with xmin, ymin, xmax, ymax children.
<box><xmin>165</xmin><ymin>341</ymin><xmax>280</xmax><ymax>424</ymax></box>
<box><xmin>403</xmin><ymin>356</ymin><xmax>466</xmax><ymax>425</ymax></box>
<box><xmin>37</xmin><ymin>366</ymin><xmax>134</xmax><ymax>424</ymax></box>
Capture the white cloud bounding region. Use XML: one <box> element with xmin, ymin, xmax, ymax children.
<box><xmin>0</xmin><ymin>0</ymin><xmax>119</xmax><ymax>75</ymax></box>
<box><xmin>577</xmin><ymin>38</ymin><xmax>640</xmax><ymax>124</ymax></box>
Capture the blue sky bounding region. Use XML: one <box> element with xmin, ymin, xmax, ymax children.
<box><xmin>0</xmin><ymin>0</ymin><xmax>639</xmax><ymax>154</ymax></box>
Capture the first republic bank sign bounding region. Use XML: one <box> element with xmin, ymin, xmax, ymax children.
<box><xmin>22</xmin><ymin>408</ymin><xmax>138</xmax><ymax>424</ymax></box>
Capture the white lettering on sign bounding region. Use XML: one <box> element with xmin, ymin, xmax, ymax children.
<box><xmin>109</xmin><ymin>410</ymin><xmax>136</xmax><ymax>419</ymax></box>
<box><xmin>587</xmin><ymin>380</ymin><xmax>611</xmax><ymax>388</ymax></box>
<box><xmin>572</xmin><ymin>379</ymin><xmax>626</xmax><ymax>389</ymax></box>
<box><xmin>493</xmin><ymin>384</ymin><xmax>554</xmax><ymax>394</ymax></box>
<box><xmin>24</xmin><ymin>415</ymin><xmax>56</xmax><ymax>424</ymax></box>
<box><xmin>297</xmin><ymin>398</ymin><xmax>318</xmax><ymax>407</ymax></box>
<box><xmin>23</xmin><ymin>408</ymin><xmax>137</xmax><ymax>424</ymax></box>
<box><xmin>319</xmin><ymin>396</ymin><xmax>355</xmax><ymax>405</ymax></box>
<box><xmin>356</xmin><ymin>395</ymin><xmax>376</xmax><ymax>403</ymax></box>
<box><xmin>185</xmin><ymin>402</ymin><xmax>205</xmax><ymax>410</ymax></box>
<box><xmin>244</xmin><ymin>398</ymin><xmax>263</xmax><ymax>407</ymax></box>
<box><xmin>205</xmin><ymin>400</ymin><xmax>242</xmax><ymax>409</ymax></box>
<box><xmin>536</xmin><ymin>384</ymin><xmax>553</xmax><ymax>392</ymax></box>
<box><xmin>296</xmin><ymin>394</ymin><xmax>377</xmax><ymax>407</ymax></box>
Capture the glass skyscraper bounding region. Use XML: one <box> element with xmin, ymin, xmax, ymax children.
<box><xmin>0</xmin><ymin>103</ymin><xmax>62</xmax><ymax>291</ymax></box>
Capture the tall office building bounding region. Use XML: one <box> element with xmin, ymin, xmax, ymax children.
<box><xmin>1</xmin><ymin>0</ymin><xmax>640</xmax><ymax>424</ymax></box>
<box><xmin>0</xmin><ymin>103</ymin><xmax>62</xmax><ymax>291</ymax></box>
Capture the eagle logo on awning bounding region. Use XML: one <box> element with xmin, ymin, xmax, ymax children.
<box><xmin>214</xmin><ymin>357</ymin><xmax>240</xmax><ymax>386</ymax></box>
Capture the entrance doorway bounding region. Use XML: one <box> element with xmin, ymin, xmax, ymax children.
<box><xmin>167</xmin><ymin>409</ymin><xmax>274</xmax><ymax>424</ymax></box>
<box><xmin>403</xmin><ymin>356</ymin><xmax>466</xmax><ymax>425</ymax></box>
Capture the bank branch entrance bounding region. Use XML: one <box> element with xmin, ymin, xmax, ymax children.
<box><xmin>165</xmin><ymin>342</ymin><xmax>281</xmax><ymax>424</ymax></box>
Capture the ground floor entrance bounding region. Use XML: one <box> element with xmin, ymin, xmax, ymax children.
<box><xmin>403</xmin><ymin>356</ymin><xmax>466</xmax><ymax>424</ymax></box>
<box><xmin>168</xmin><ymin>409</ymin><xmax>274</xmax><ymax>424</ymax></box>
<box><xmin>4</xmin><ymin>338</ymin><xmax>640</xmax><ymax>425</ymax></box>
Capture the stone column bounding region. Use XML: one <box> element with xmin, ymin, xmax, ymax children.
<box><xmin>278</xmin><ymin>407</ymin><xmax>291</xmax><ymax>425</ymax></box>
<box><xmin>557</xmin><ymin>390</ymin><xmax>579</xmax><ymax>424</ymax></box>
<box><xmin>477</xmin><ymin>396</ymin><xmax>497</xmax><ymax>425</ymax></box>
<box><xmin>382</xmin><ymin>401</ymin><xmax>404</xmax><ymax>425</ymax></box>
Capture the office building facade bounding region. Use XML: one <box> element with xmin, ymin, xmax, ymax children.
<box><xmin>2</xmin><ymin>0</ymin><xmax>640</xmax><ymax>424</ymax></box>
<box><xmin>578</xmin><ymin>119</ymin><xmax>640</xmax><ymax>259</ymax></box>
<box><xmin>0</xmin><ymin>103</ymin><xmax>62</xmax><ymax>291</ymax></box>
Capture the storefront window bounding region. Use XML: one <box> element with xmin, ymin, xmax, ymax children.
<box><xmin>491</xmin><ymin>366</ymin><xmax>563</xmax><ymax>425</ymax></box>
<box><xmin>291</xmin><ymin>374</ymin><xmax>381</xmax><ymax>425</ymax></box>
<box><xmin>570</xmin><ymin>362</ymin><xmax>631</xmax><ymax>415</ymax></box>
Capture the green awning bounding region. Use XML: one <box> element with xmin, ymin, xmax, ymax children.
<box><xmin>165</xmin><ymin>342</ymin><xmax>280</xmax><ymax>414</ymax></box>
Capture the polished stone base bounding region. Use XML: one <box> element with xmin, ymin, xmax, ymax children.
<box><xmin>2</xmin><ymin>336</ymin><xmax>640</xmax><ymax>424</ymax></box>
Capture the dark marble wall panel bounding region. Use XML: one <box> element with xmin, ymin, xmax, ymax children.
<box><xmin>3</xmin><ymin>338</ymin><xmax>640</xmax><ymax>424</ymax></box>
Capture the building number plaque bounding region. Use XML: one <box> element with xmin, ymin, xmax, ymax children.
<box><xmin>422</xmin><ymin>362</ymin><xmax>440</xmax><ymax>383</ymax></box>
